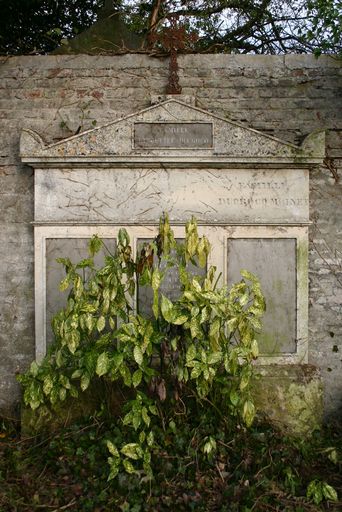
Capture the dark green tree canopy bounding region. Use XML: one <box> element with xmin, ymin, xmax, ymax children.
<box><xmin>0</xmin><ymin>0</ymin><xmax>103</xmax><ymax>55</ymax></box>
<box><xmin>0</xmin><ymin>0</ymin><xmax>341</xmax><ymax>55</ymax></box>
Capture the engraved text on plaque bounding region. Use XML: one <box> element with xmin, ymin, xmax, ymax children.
<box><xmin>134</xmin><ymin>123</ymin><xmax>213</xmax><ymax>149</ymax></box>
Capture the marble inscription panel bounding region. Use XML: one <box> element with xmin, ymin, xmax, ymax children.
<box><xmin>134</xmin><ymin>123</ymin><xmax>213</xmax><ymax>149</ymax></box>
<box><xmin>46</xmin><ymin>238</ymin><xmax>116</xmax><ymax>345</ymax></box>
<box><xmin>35</xmin><ymin>168</ymin><xmax>309</xmax><ymax>224</ymax></box>
<box><xmin>137</xmin><ymin>239</ymin><xmax>206</xmax><ymax>317</ymax></box>
<box><xmin>227</xmin><ymin>238</ymin><xmax>297</xmax><ymax>354</ymax></box>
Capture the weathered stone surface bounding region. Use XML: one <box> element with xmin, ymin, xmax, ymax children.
<box><xmin>252</xmin><ymin>365</ymin><xmax>323</xmax><ymax>437</ymax></box>
<box><xmin>21</xmin><ymin>365</ymin><xmax>323</xmax><ymax>438</ymax></box>
<box><xmin>21</xmin><ymin>380</ymin><xmax>126</xmax><ymax>436</ymax></box>
<box><xmin>34</xmin><ymin>167</ymin><xmax>309</xmax><ymax>224</ymax></box>
<box><xmin>0</xmin><ymin>54</ymin><xmax>341</xmax><ymax>422</ymax></box>
<box><xmin>20</xmin><ymin>99</ymin><xmax>324</xmax><ymax>164</ymax></box>
<box><xmin>227</xmin><ymin>238</ymin><xmax>297</xmax><ymax>354</ymax></box>
<box><xmin>137</xmin><ymin>239</ymin><xmax>207</xmax><ymax>318</ymax></box>
<box><xmin>28</xmin><ymin>97</ymin><xmax>314</xmax><ymax>374</ymax></box>
<box><xmin>45</xmin><ymin>237</ymin><xmax>116</xmax><ymax>345</ymax></box>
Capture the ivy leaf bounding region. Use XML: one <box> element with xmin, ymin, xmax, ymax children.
<box><xmin>69</xmin><ymin>385</ymin><xmax>78</xmax><ymax>398</ymax></box>
<box><xmin>149</xmin><ymin>405</ymin><xmax>158</xmax><ymax>416</ymax></box>
<box><xmin>142</xmin><ymin>407</ymin><xmax>150</xmax><ymax>427</ymax></box>
<box><xmin>197</xmin><ymin>237</ymin><xmax>207</xmax><ymax>268</ymax></box>
<box><xmin>240</xmin><ymin>269</ymin><xmax>257</xmax><ymax>283</ymax></box>
<box><xmin>251</xmin><ymin>339</ymin><xmax>259</xmax><ymax>358</ymax></box>
<box><xmin>119</xmin><ymin>365</ymin><xmax>131</xmax><ymax>387</ymax></box>
<box><xmin>307</xmin><ymin>480</ymin><xmax>323</xmax><ymax>505</ymax></box>
<box><xmin>240</xmin><ymin>373</ymin><xmax>250</xmax><ymax>391</ymax></box>
<box><xmin>96</xmin><ymin>352</ymin><xmax>110</xmax><ymax>377</ymax></box>
<box><xmin>191</xmin><ymin>363</ymin><xmax>202</xmax><ymax>379</ymax></box>
<box><xmin>55</xmin><ymin>349</ymin><xmax>64</xmax><ymax>368</ymax></box>
<box><xmin>186</xmin><ymin>344</ymin><xmax>196</xmax><ymax>363</ymax></box>
<box><xmin>242</xmin><ymin>400</ymin><xmax>255</xmax><ymax>427</ymax></box>
<box><xmin>80</xmin><ymin>372</ymin><xmax>90</xmax><ymax>391</ymax></box>
<box><xmin>207</xmin><ymin>351</ymin><xmax>222</xmax><ymax>364</ymax></box>
<box><xmin>59</xmin><ymin>387</ymin><xmax>66</xmax><ymax>401</ymax></box>
<box><xmin>186</xmin><ymin>232</ymin><xmax>198</xmax><ymax>260</ymax></box>
<box><xmin>322</xmin><ymin>482</ymin><xmax>338</xmax><ymax>502</ymax></box>
<box><xmin>59</xmin><ymin>276</ymin><xmax>70</xmax><ymax>292</ymax></box>
<box><xmin>29</xmin><ymin>361</ymin><xmax>39</xmax><ymax>377</ymax></box>
<box><xmin>240</xmin><ymin>292</ymin><xmax>249</xmax><ymax>306</ymax></box>
<box><xmin>123</xmin><ymin>411</ymin><xmax>133</xmax><ymax>426</ymax></box>
<box><xmin>76</xmin><ymin>258</ymin><xmax>93</xmax><ymax>269</ymax></box>
<box><xmin>88</xmin><ymin>235</ymin><xmax>102</xmax><ymax>256</ymax></box>
<box><xmin>209</xmin><ymin>317</ymin><xmax>220</xmax><ymax>338</ymax></box>
<box><xmin>43</xmin><ymin>375</ymin><xmax>53</xmax><ymax>395</ymax></box>
<box><xmin>152</xmin><ymin>290</ymin><xmax>159</xmax><ymax>320</ymax></box>
<box><xmin>107</xmin><ymin>457</ymin><xmax>120</xmax><ymax>481</ymax></box>
<box><xmin>133</xmin><ymin>346</ymin><xmax>143</xmax><ymax>366</ymax></box>
<box><xmin>230</xmin><ymin>389</ymin><xmax>240</xmax><ymax>406</ymax></box>
<box><xmin>132</xmin><ymin>369</ymin><xmax>142</xmax><ymax>387</ymax></box>
<box><xmin>121</xmin><ymin>443</ymin><xmax>141</xmax><ymax>460</ymax></box>
<box><xmin>123</xmin><ymin>459</ymin><xmax>136</xmax><ymax>474</ymax></box>
<box><xmin>118</xmin><ymin>228</ymin><xmax>130</xmax><ymax>248</ymax></box>
<box><xmin>161</xmin><ymin>295</ymin><xmax>174</xmax><ymax>322</ymax></box>
<box><xmin>183</xmin><ymin>291</ymin><xmax>196</xmax><ymax>301</ymax></box>
<box><xmin>97</xmin><ymin>316</ymin><xmax>106</xmax><ymax>333</ymax></box>
<box><xmin>200</xmin><ymin>306</ymin><xmax>210</xmax><ymax>324</ymax></box>
<box><xmin>85</xmin><ymin>314</ymin><xmax>94</xmax><ymax>333</ymax></box>
<box><xmin>249</xmin><ymin>316</ymin><xmax>262</xmax><ymax>329</ymax></box>
<box><xmin>67</xmin><ymin>330</ymin><xmax>80</xmax><ymax>354</ymax></box>
<box><xmin>190</xmin><ymin>316</ymin><xmax>201</xmax><ymax>339</ymax></box>
<box><xmin>227</xmin><ymin>317</ymin><xmax>238</xmax><ymax>333</ymax></box>
<box><xmin>71</xmin><ymin>369</ymin><xmax>82</xmax><ymax>379</ymax></box>
<box><xmin>59</xmin><ymin>374</ymin><xmax>71</xmax><ymax>389</ymax></box>
<box><xmin>133</xmin><ymin>413</ymin><xmax>141</xmax><ymax>430</ymax></box>
<box><xmin>147</xmin><ymin>431</ymin><xmax>154</xmax><ymax>447</ymax></box>
<box><xmin>152</xmin><ymin>269</ymin><xmax>162</xmax><ymax>291</ymax></box>
<box><xmin>172</xmin><ymin>314</ymin><xmax>188</xmax><ymax>325</ymax></box>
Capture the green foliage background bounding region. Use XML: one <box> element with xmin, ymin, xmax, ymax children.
<box><xmin>19</xmin><ymin>215</ymin><xmax>265</xmax><ymax>481</ymax></box>
<box><xmin>4</xmin><ymin>215</ymin><xmax>339</xmax><ymax>510</ymax></box>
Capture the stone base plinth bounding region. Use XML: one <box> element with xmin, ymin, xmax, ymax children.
<box><xmin>252</xmin><ymin>364</ymin><xmax>323</xmax><ymax>437</ymax></box>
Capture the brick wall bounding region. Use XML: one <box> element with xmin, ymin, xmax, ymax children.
<box><xmin>0</xmin><ymin>54</ymin><xmax>341</xmax><ymax>418</ymax></box>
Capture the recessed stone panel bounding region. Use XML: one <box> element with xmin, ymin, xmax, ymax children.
<box><xmin>226</xmin><ymin>238</ymin><xmax>297</xmax><ymax>354</ymax></box>
<box><xmin>137</xmin><ymin>239</ymin><xmax>206</xmax><ymax>318</ymax></box>
<box><xmin>46</xmin><ymin>238</ymin><xmax>116</xmax><ymax>345</ymax></box>
<box><xmin>134</xmin><ymin>123</ymin><xmax>213</xmax><ymax>149</ymax></box>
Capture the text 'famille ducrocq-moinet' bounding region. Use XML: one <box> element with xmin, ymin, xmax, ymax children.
<box><xmin>134</xmin><ymin>123</ymin><xmax>213</xmax><ymax>149</ymax></box>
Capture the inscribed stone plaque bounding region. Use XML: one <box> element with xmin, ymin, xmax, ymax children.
<box><xmin>134</xmin><ymin>123</ymin><xmax>213</xmax><ymax>148</ymax></box>
<box><xmin>46</xmin><ymin>238</ymin><xmax>116</xmax><ymax>345</ymax></box>
<box><xmin>227</xmin><ymin>238</ymin><xmax>297</xmax><ymax>354</ymax></box>
<box><xmin>35</xmin><ymin>168</ymin><xmax>308</xmax><ymax>224</ymax></box>
<box><xmin>137</xmin><ymin>239</ymin><xmax>206</xmax><ymax>317</ymax></box>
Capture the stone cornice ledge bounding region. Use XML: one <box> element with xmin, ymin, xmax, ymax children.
<box><xmin>20</xmin><ymin>156</ymin><xmax>324</xmax><ymax>168</ymax></box>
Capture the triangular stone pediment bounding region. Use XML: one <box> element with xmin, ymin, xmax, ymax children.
<box><xmin>20</xmin><ymin>99</ymin><xmax>324</xmax><ymax>167</ymax></box>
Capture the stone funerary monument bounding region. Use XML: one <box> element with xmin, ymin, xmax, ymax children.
<box><xmin>20</xmin><ymin>93</ymin><xmax>325</xmax><ymax>432</ymax></box>
<box><xmin>1</xmin><ymin>52</ymin><xmax>341</xmax><ymax>429</ymax></box>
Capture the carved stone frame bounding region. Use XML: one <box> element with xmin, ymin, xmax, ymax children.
<box><xmin>21</xmin><ymin>99</ymin><xmax>323</xmax><ymax>365</ymax></box>
<box><xmin>34</xmin><ymin>223</ymin><xmax>308</xmax><ymax>365</ymax></box>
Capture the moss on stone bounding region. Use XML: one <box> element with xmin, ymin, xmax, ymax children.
<box><xmin>252</xmin><ymin>364</ymin><xmax>323</xmax><ymax>437</ymax></box>
<box><xmin>21</xmin><ymin>379</ymin><xmax>126</xmax><ymax>437</ymax></box>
